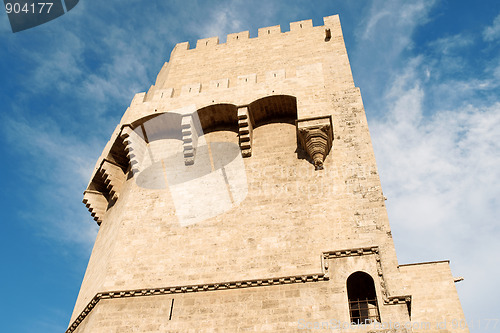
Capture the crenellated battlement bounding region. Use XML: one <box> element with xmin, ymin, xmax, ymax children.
<box><xmin>290</xmin><ymin>19</ymin><xmax>313</xmax><ymax>31</ymax></box>
<box><xmin>257</xmin><ymin>24</ymin><xmax>281</xmax><ymax>37</ymax></box>
<box><xmin>170</xmin><ymin>15</ymin><xmax>340</xmax><ymax>53</ymax></box>
<box><xmin>150</xmin><ymin>14</ymin><xmax>349</xmax><ymax>102</ymax></box>
<box><xmin>195</xmin><ymin>36</ymin><xmax>219</xmax><ymax>48</ymax></box>
<box><xmin>226</xmin><ymin>30</ymin><xmax>249</xmax><ymax>43</ymax></box>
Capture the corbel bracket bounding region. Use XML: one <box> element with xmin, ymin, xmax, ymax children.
<box><xmin>181</xmin><ymin>114</ymin><xmax>200</xmax><ymax>165</ymax></box>
<box><xmin>237</xmin><ymin>106</ymin><xmax>253</xmax><ymax>157</ymax></box>
<box><xmin>296</xmin><ymin>115</ymin><xmax>334</xmax><ymax>170</ymax></box>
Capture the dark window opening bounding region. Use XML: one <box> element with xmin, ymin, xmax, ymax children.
<box><xmin>347</xmin><ymin>271</ymin><xmax>381</xmax><ymax>324</ymax></box>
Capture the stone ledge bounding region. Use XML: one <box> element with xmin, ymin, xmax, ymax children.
<box><xmin>66</xmin><ymin>246</ymin><xmax>412</xmax><ymax>332</ymax></box>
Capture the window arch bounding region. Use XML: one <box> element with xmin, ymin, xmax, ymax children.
<box><xmin>346</xmin><ymin>271</ymin><xmax>381</xmax><ymax>324</ymax></box>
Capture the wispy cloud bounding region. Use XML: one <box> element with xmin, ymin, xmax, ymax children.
<box><xmin>483</xmin><ymin>12</ymin><xmax>500</xmax><ymax>41</ymax></box>
<box><xmin>359</xmin><ymin>0</ymin><xmax>436</xmax><ymax>44</ymax></box>
<box><xmin>346</xmin><ymin>1</ymin><xmax>500</xmax><ymax>328</ymax></box>
<box><xmin>371</xmin><ymin>71</ymin><xmax>500</xmax><ymax>325</ymax></box>
<box><xmin>428</xmin><ymin>33</ymin><xmax>474</xmax><ymax>55</ymax></box>
<box><xmin>198</xmin><ymin>0</ymin><xmax>283</xmax><ymax>41</ymax></box>
<box><xmin>367</xmin><ymin>18</ymin><xmax>500</xmax><ymax>326</ymax></box>
<box><xmin>201</xmin><ymin>6</ymin><xmax>245</xmax><ymax>40</ymax></box>
<box><xmin>352</xmin><ymin>0</ymin><xmax>437</xmax><ymax>113</ymax></box>
<box><xmin>28</xmin><ymin>31</ymin><xmax>85</xmax><ymax>92</ymax></box>
<box><xmin>2</xmin><ymin>114</ymin><xmax>99</xmax><ymax>250</ymax></box>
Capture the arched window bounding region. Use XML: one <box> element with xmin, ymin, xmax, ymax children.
<box><xmin>346</xmin><ymin>271</ymin><xmax>381</xmax><ymax>324</ymax></box>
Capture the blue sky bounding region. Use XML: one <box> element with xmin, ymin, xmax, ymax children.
<box><xmin>1</xmin><ymin>0</ymin><xmax>499</xmax><ymax>332</ymax></box>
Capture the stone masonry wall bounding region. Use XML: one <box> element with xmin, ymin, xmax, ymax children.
<box><xmin>69</xmin><ymin>14</ymin><xmax>468</xmax><ymax>333</ymax></box>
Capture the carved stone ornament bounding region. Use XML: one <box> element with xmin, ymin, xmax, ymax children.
<box><xmin>296</xmin><ymin>115</ymin><xmax>334</xmax><ymax>170</ymax></box>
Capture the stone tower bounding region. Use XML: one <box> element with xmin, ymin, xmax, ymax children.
<box><xmin>68</xmin><ymin>15</ymin><xmax>468</xmax><ymax>332</ymax></box>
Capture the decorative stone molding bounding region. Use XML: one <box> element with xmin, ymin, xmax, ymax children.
<box><xmin>66</xmin><ymin>246</ymin><xmax>412</xmax><ymax>332</ymax></box>
<box><xmin>237</xmin><ymin>106</ymin><xmax>253</xmax><ymax>157</ymax></box>
<box><xmin>66</xmin><ymin>271</ymin><xmax>328</xmax><ymax>333</ymax></box>
<box><xmin>323</xmin><ymin>246</ymin><xmax>411</xmax><ymax>307</ymax></box>
<box><xmin>66</xmin><ymin>295</ymin><xmax>100</xmax><ymax>332</ymax></box>
<box><xmin>296</xmin><ymin>115</ymin><xmax>333</xmax><ymax>170</ymax></box>
<box><xmin>82</xmin><ymin>190</ymin><xmax>107</xmax><ymax>225</ymax></box>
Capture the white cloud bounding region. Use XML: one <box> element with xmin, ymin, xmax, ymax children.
<box><xmin>483</xmin><ymin>13</ymin><xmax>500</xmax><ymax>41</ymax></box>
<box><xmin>202</xmin><ymin>7</ymin><xmax>244</xmax><ymax>41</ymax></box>
<box><xmin>352</xmin><ymin>0</ymin><xmax>437</xmax><ymax>112</ymax></box>
<box><xmin>428</xmin><ymin>33</ymin><xmax>474</xmax><ymax>55</ymax></box>
<box><xmin>2</xmin><ymin>115</ymin><xmax>99</xmax><ymax>250</ymax></box>
<box><xmin>361</xmin><ymin>9</ymin><xmax>392</xmax><ymax>40</ymax></box>
<box><xmin>360</xmin><ymin>0</ymin><xmax>436</xmax><ymax>43</ymax></box>
<box><xmin>198</xmin><ymin>0</ymin><xmax>281</xmax><ymax>42</ymax></box>
<box><xmin>369</xmin><ymin>52</ymin><xmax>500</xmax><ymax>330</ymax></box>
<box><xmin>351</xmin><ymin>3</ymin><xmax>500</xmax><ymax>324</ymax></box>
<box><xmin>26</xmin><ymin>31</ymin><xmax>85</xmax><ymax>92</ymax></box>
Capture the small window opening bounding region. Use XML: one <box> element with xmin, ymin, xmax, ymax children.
<box><xmin>274</xmin><ymin>73</ymin><xmax>276</xmax><ymax>77</ymax></box>
<box><xmin>268</xmin><ymin>30</ymin><xmax>270</xmax><ymax>34</ymax></box>
<box><xmin>300</xmin><ymin>23</ymin><xmax>302</xmax><ymax>28</ymax></box>
<box><xmin>347</xmin><ymin>271</ymin><xmax>380</xmax><ymax>325</ymax></box>
<box><xmin>245</xmin><ymin>78</ymin><xmax>248</xmax><ymax>82</ymax></box>
<box><xmin>189</xmin><ymin>88</ymin><xmax>192</xmax><ymax>92</ymax></box>
<box><xmin>236</xmin><ymin>35</ymin><xmax>239</xmax><ymax>40</ymax></box>
<box><xmin>217</xmin><ymin>82</ymin><xmax>219</xmax><ymax>87</ymax></box>
<box><xmin>206</xmin><ymin>40</ymin><xmax>209</xmax><ymax>45</ymax></box>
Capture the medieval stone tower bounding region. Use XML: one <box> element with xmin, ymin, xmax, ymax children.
<box><xmin>68</xmin><ymin>15</ymin><xmax>468</xmax><ymax>332</ymax></box>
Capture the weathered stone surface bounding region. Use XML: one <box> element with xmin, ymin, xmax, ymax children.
<box><xmin>69</xmin><ymin>15</ymin><xmax>468</xmax><ymax>333</ymax></box>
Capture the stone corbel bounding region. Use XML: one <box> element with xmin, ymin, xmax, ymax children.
<box><xmin>296</xmin><ymin>115</ymin><xmax>333</xmax><ymax>170</ymax></box>
<box><xmin>181</xmin><ymin>114</ymin><xmax>200</xmax><ymax>165</ymax></box>
<box><xmin>121</xmin><ymin>125</ymin><xmax>146</xmax><ymax>175</ymax></box>
<box><xmin>237</xmin><ymin>106</ymin><xmax>253</xmax><ymax>157</ymax></box>
<box><xmin>82</xmin><ymin>190</ymin><xmax>108</xmax><ymax>225</ymax></box>
<box><xmin>101</xmin><ymin>160</ymin><xmax>126</xmax><ymax>201</ymax></box>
